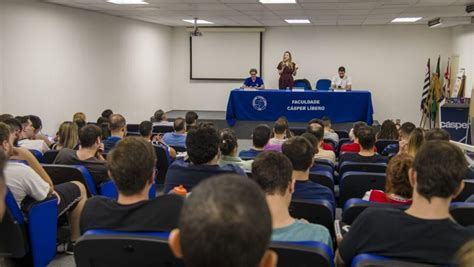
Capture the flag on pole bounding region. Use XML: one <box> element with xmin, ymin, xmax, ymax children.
<box><xmin>431</xmin><ymin>56</ymin><xmax>442</xmax><ymax>123</ymax></box>
<box><xmin>421</xmin><ymin>59</ymin><xmax>431</xmax><ymax>116</ymax></box>
<box><xmin>442</xmin><ymin>58</ymin><xmax>451</xmax><ymax>99</ymax></box>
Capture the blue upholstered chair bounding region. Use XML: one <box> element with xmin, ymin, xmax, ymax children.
<box><xmin>316</xmin><ymin>79</ymin><xmax>331</xmax><ymax>91</ymax></box>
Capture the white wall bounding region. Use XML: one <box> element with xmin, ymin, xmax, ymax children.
<box><xmin>452</xmin><ymin>24</ymin><xmax>474</xmax><ymax>97</ymax></box>
<box><xmin>171</xmin><ymin>26</ymin><xmax>453</xmax><ymax>125</ymax></box>
<box><xmin>1</xmin><ymin>0</ymin><xmax>173</xmax><ymax>134</ymax></box>
<box><xmin>0</xmin><ymin>0</ymin><xmax>5</xmax><ymax>111</ymax></box>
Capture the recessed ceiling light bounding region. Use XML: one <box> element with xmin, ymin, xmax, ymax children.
<box><xmin>259</xmin><ymin>0</ymin><xmax>297</xmax><ymax>4</ymax></box>
<box><xmin>391</xmin><ymin>17</ymin><xmax>422</xmax><ymax>23</ymax></box>
<box><xmin>182</xmin><ymin>19</ymin><xmax>214</xmax><ymax>24</ymax></box>
<box><xmin>107</xmin><ymin>0</ymin><xmax>148</xmax><ymax>4</ymax></box>
<box><xmin>285</xmin><ymin>19</ymin><xmax>311</xmax><ymax>24</ymax></box>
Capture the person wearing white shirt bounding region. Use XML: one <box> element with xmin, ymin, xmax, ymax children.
<box><xmin>331</xmin><ymin>66</ymin><xmax>352</xmax><ymax>90</ymax></box>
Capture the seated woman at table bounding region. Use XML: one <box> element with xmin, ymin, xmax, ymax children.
<box><xmin>331</xmin><ymin>66</ymin><xmax>352</xmax><ymax>90</ymax></box>
<box><xmin>277</xmin><ymin>51</ymin><xmax>298</xmax><ymax>90</ymax></box>
<box><xmin>240</xmin><ymin>68</ymin><xmax>264</xmax><ymax>90</ymax></box>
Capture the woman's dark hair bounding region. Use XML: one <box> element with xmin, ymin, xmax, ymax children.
<box><xmin>219</xmin><ymin>129</ymin><xmax>238</xmax><ymax>156</ymax></box>
<box><xmin>377</xmin><ymin>120</ymin><xmax>399</xmax><ymax>140</ymax></box>
<box><xmin>153</xmin><ymin>110</ymin><xmax>165</xmax><ymax>122</ymax></box>
<box><xmin>101</xmin><ymin>109</ymin><xmax>113</xmax><ymax>119</ymax></box>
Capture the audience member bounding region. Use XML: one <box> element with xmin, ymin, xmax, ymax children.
<box><xmin>0</xmin><ymin>114</ymin><xmax>13</xmax><ymax>122</ymax></box>
<box><xmin>0</xmin><ymin>150</ymin><xmax>6</xmax><ymax>221</ymax></box>
<box><xmin>457</xmin><ymin>240</ymin><xmax>474</xmax><ymax>267</ymax></box>
<box><xmin>185</xmin><ymin>111</ymin><xmax>199</xmax><ymax>130</ymax></box>
<box><xmin>0</xmin><ymin>122</ymin><xmax>87</xmax><ymax>253</ymax></box>
<box><xmin>281</xmin><ymin>137</ymin><xmax>336</xmax><ymax>210</ymax></box>
<box><xmin>322</xmin><ymin>116</ymin><xmax>339</xmax><ymax>144</ymax></box>
<box><xmin>164</xmin><ymin>123</ymin><xmax>245</xmax><ymax>193</ymax></box>
<box><xmin>152</xmin><ymin>109</ymin><xmax>173</xmax><ymax>127</ymax></box>
<box><xmin>266</xmin><ymin>118</ymin><xmax>288</xmax><ymax>151</ymax></box>
<box><xmin>162</xmin><ymin>117</ymin><xmax>187</xmax><ymax>148</ymax></box>
<box><xmin>99</xmin><ymin>122</ymin><xmax>110</xmax><ymax>140</ymax></box>
<box><xmin>382</xmin><ymin>122</ymin><xmax>416</xmax><ymax>156</ymax></box>
<box><xmin>337</xmin><ymin>141</ymin><xmax>474</xmax><ymax>265</ymax></box>
<box><xmin>139</xmin><ymin>120</ymin><xmax>176</xmax><ymax>159</ymax></box>
<box><xmin>218</xmin><ymin>129</ymin><xmax>252</xmax><ymax>171</ymax></box>
<box><xmin>168</xmin><ymin>175</ymin><xmax>276</xmax><ymax>267</ymax></box>
<box><xmin>239</xmin><ymin>124</ymin><xmax>271</xmax><ymax>159</ymax></box>
<box><xmin>52</xmin><ymin>121</ymin><xmax>78</xmax><ymax>150</ymax></box>
<box><xmin>405</xmin><ymin>127</ymin><xmax>424</xmax><ymax>157</ymax></box>
<box><xmin>54</xmin><ymin>125</ymin><xmax>109</xmax><ymax>187</ymax></box>
<box><xmin>340</xmin><ymin>121</ymin><xmax>368</xmax><ymax>153</ymax></box>
<box><xmin>2</xmin><ymin>118</ymin><xmax>22</xmax><ymax>146</ymax></box>
<box><xmin>377</xmin><ymin>119</ymin><xmax>399</xmax><ymax>140</ymax></box>
<box><xmin>73</xmin><ymin>112</ymin><xmax>87</xmax><ymax>131</ymax></box>
<box><xmin>307</xmin><ymin>119</ymin><xmax>334</xmax><ymax>151</ymax></box>
<box><xmin>103</xmin><ymin>114</ymin><xmax>126</xmax><ymax>153</ymax></box>
<box><xmin>29</xmin><ymin>114</ymin><xmax>53</xmax><ymax>147</ymax></box>
<box><xmin>304</xmin><ymin>123</ymin><xmax>336</xmax><ymax>163</ymax></box>
<box><xmin>339</xmin><ymin>126</ymin><xmax>386</xmax><ymax>165</ymax></box>
<box><xmin>101</xmin><ymin>109</ymin><xmax>113</xmax><ymax>120</ymax></box>
<box><xmin>425</xmin><ymin>128</ymin><xmax>450</xmax><ymax>141</ymax></box>
<box><xmin>251</xmin><ymin>151</ymin><xmax>332</xmax><ymax>247</ymax></box>
<box><xmin>80</xmin><ymin>137</ymin><xmax>183</xmax><ymax>234</ymax></box>
<box><xmin>363</xmin><ymin>154</ymin><xmax>414</xmax><ymax>204</ymax></box>
<box><xmin>97</xmin><ymin>116</ymin><xmax>109</xmax><ymax>125</ymax></box>
<box><xmin>17</xmin><ymin>116</ymin><xmax>50</xmax><ymax>153</ymax></box>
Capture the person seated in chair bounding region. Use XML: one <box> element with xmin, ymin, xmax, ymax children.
<box><xmin>164</xmin><ymin>123</ymin><xmax>245</xmax><ymax>193</ymax></box>
<box><xmin>303</xmin><ymin>124</ymin><xmax>336</xmax><ymax>164</ymax></box>
<box><xmin>0</xmin><ymin>122</ymin><xmax>87</xmax><ymax>254</ymax></box>
<box><xmin>54</xmin><ymin>124</ymin><xmax>109</xmax><ymax>187</ymax></box>
<box><xmin>139</xmin><ymin>120</ymin><xmax>176</xmax><ymax>159</ymax></box>
<box><xmin>382</xmin><ymin>122</ymin><xmax>416</xmax><ymax>156</ymax></box>
<box><xmin>80</xmin><ymin>137</ymin><xmax>183</xmax><ymax>234</ymax></box>
<box><xmin>336</xmin><ymin>141</ymin><xmax>474</xmax><ymax>265</ymax></box>
<box><xmin>339</xmin><ymin>126</ymin><xmax>387</xmax><ymax>167</ymax></box>
<box><xmin>185</xmin><ymin>111</ymin><xmax>199</xmax><ymax>130</ymax></box>
<box><xmin>425</xmin><ymin>128</ymin><xmax>450</xmax><ymax>141</ymax></box>
<box><xmin>0</xmin><ymin>150</ymin><xmax>6</xmax><ymax>221</ymax></box>
<box><xmin>218</xmin><ymin>129</ymin><xmax>252</xmax><ymax>171</ymax></box>
<box><xmin>29</xmin><ymin>115</ymin><xmax>53</xmax><ymax>147</ymax></box>
<box><xmin>251</xmin><ymin>151</ymin><xmax>332</xmax><ymax>247</ymax></box>
<box><xmin>282</xmin><ymin>137</ymin><xmax>335</xmax><ymax>210</ymax></box>
<box><xmin>239</xmin><ymin>124</ymin><xmax>271</xmax><ymax>159</ymax></box>
<box><xmin>340</xmin><ymin>121</ymin><xmax>371</xmax><ymax>153</ymax></box>
<box><xmin>307</xmin><ymin>119</ymin><xmax>334</xmax><ymax>151</ymax></box>
<box><xmin>103</xmin><ymin>114</ymin><xmax>126</xmax><ymax>153</ymax></box>
<box><xmin>168</xmin><ymin>174</ymin><xmax>277</xmax><ymax>267</ymax></box>
<box><xmin>16</xmin><ymin>116</ymin><xmax>50</xmax><ymax>154</ymax></box>
<box><xmin>152</xmin><ymin>109</ymin><xmax>173</xmax><ymax>127</ymax></box>
<box><xmin>322</xmin><ymin>116</ymin><xmax>339</xmax><ymax>144</ymax></box>
<box><xmin>265</xmin><ymin>118</ymin><xmax>289</xmax><ymax>152</ymax></box>
<box><xmin>331</xmin><ymin>66</ymin><xmax>352</xmax><ymax>90</ymax></box>
<box><xmin>162</xmin><ymin>117</ymin><xmax>187</xmax><ymax>148</ymax></box>
<box><xmin>240</xmin><ymin>68</ymin><xmax>265</xmax><ymax>90</ymax></box>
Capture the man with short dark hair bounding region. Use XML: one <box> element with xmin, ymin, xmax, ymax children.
<box><xmin>339</xmin><ymin>126</ymin><xmax>387</xmax><ymax>166</ymax></box>
<box><xmin>185</xmin><ymin>111</ymin><xmax>198</xmax><ymax>130</ymax></box>
<box><xmin>282</xmin><ymin>137</ymin><xmax>336</xmax><ymax>210</ymax></box>
<box><xmin>101</xmin><ymin>109</ymin><xmax>113</xmax><ymax>120</ymax></box>
<box><xmin>331</xmin><ymin>66</ymin><xmax>352</xmax><ymax>90</ymax></box>
<box><xmin>382</xmin><ymin>122</ymin><xmax>416</xmax><ymax>156</ymax></box>
<box><xmin>162</xmin><ymin>117</ymin><xmax>187</xmax><ymax>148</ymax></box>
<box><xmin>139</xmin><ymin>121</ymin><xmax>153</xmax><ymax>138</ymax></box>
<box><xmin>80</xmin><ymin>137</ymin><xmax>183</xmax><ymax>233</ymax></box>
<box><xmin>425</xmin><ymin>128</ymin><xmax>450</xmax><ymax>141</ymax></box>
<box><xmin>164</xmin><ymin>123</ymin><xmax>245</xmax><ymax>193</ymax></box>
<box><xmin>240</xmin><ymin>68</ymin><xmax>265</xmax><ymax>89</ymax></box>
<box><xmin>239</xmin><ymin>124</ymin><xmax>271</xmax><ymax>159</ymax></box>
<box><xmin>54</xmin><ymin>125</ymin><xmax>109</xmax><ymax>187</ymax></box>
<box><xmin>337</xmin><ymin>141</ymin><xmax>474</xmax><ymax>265</ymax></box>
<box><xmin>103</xmin><ymin>114</ymin><xmax>126</xmax><ymax>153</ymax></box>
<box><xmin>340</xmin><ymin>121</ymin><xmax>369</xmax><ymax>153</ymax></box>
<box><xmin>16</xmin><ymin>116</ymin><xmax>50</xmax><ymax>153</ymax></box>
<box><xmin>251</xmin><ymin>151</ymin><xmax>332</xmax><ymax>246</ymax></box>
<box><xmin>168</xmin><ymin>175</ymin><xmax>276</xmax><ymax>267</ymax></box>
<box><xmin>268</xmin><ymin>118</ymin><xmax>288</xmax><ymax>146</ymax></box>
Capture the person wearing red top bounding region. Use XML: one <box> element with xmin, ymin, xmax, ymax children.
<box><xmin>363</xmin><ymin>153</ymin><xmax>414</xmax><ymax>204</ymax></box>
<box><xmin>307</xmin><ymin>119</ymin><xmax>334</xmax><ymax>151</ymax></box>
<box><xmin>340</xmin><ymin>121</ymin><xmax>378</xmax><ymax>153</ymax></box>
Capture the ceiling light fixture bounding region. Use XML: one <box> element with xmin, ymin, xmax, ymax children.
<box><xmin>391</xmin><ymin>17</ymin><xmax>422</xmax><ymax>23</ymax></box>
<box><xmin>107</xmin><ymin>0</ymin><xmax>148</xmax><ymax>4</ymax></box>
<box><xmin>285</xmin><ymin>19</ymin><xmax>311</xmax><ymax>24</ymax></box>
<box><xmin>428</xmin><ymin>17</ymin><xmax>442</xmax><ymax>28</ymax></box>
<box><xmin>182</xmin><ymin>19</ymin><xmax>214</xmax><ymax>24</ymax></box>
<box><xmin>259</xmin><ymin>0</ymin><xmax>297</xmax><ymax>4</ymax></box>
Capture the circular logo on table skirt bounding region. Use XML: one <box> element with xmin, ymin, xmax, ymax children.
<box><xmin>252</xmin><ymin>96</ymin><xmax>267</xmax><ymax>111</ymax></box>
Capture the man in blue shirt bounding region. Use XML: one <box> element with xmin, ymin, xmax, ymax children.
<box><xmin>103</xmin><ymin>114</ymin><xmax>126</xmax><ymax>153</ymax></box>
<box><xmin>240</xmin><ymin>68</ymin><xmax>264</xmax><ymax>89</ymax></box>
<box><xmin>282</xmin><ymin>136</ymin><xmax>336</xmax><ymax>211</ymax></box>
<box><xmin>162</xmin><ymin>117</ymin><xmax>186</xmax><ymax>148</ymax></box>
<box><xmin>164</xmin><ymin>123</ymin><xmax>245</xmax><ymax>193</ymax></box>
<box><xmin>238</xmin><ymin>124</ymin><xmax>271</xmax><ymax>159</ymax></box>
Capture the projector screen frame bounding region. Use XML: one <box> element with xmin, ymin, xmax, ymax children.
<box><xmin>189</xmin><ymin>31</ymin><xmax>263</xmax><ymax>81</ymax></box>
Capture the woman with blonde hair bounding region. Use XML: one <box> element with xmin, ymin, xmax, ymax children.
<box><xmin>277</xmin><ymin>51</ymin><xmax>298</xmax><ymax>90</ymax></box>
<box><xmin>52</xmin><ymin>121</ymin><xmax>78</xmax><ymax>150</ymax></box>
<box><xmin>405</xmin><ymin>128</ymin><xmax>424</xmax><ymax>157</ymax></box>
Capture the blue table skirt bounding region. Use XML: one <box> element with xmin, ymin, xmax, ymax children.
<box><xmin>226</xmin><ymin>89</ymin><xmax>373</xmax><ymax>126</ymax></box>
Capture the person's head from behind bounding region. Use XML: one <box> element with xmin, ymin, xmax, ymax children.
<box><xmin>79</xmin><ymin>124</ymin><xmax>102</xmax><ymax>149</ymax></box>
<box><xmin>273</xmin><ymin>118</ymin><xmax>288</xmax><ymax>138</ymax></box>
<box><xmin>338</xmin><ymin>66</ymin><xmax>346</xmax><ymax>78</ymax></box>
<box><xmin>249</xmin><ymin>68</ymin><xmax>258</xmax><ymax>78</ymax></box>
<box><xmin>0</xmin><ymin>114</ymin><xmax>13</xmax><ymax>122</ymax></box>
<box><xmin>186</xmin><ymin>123</ymin><xmax>219</xmax><ymax>165</ymax></box>
<box><xmin>0</xmin><ymin>123</ymin><xmax>13</xmax><ymax>157</ymax></box>
<box><xmin>101</xmin><ymin>109</ymin><xmax>113</xmax><ymax>120</ymax></box>
<box><xmin>3</xmin><ymin>118</ymin><xmax>22</xmax><ymax>145</ymax></box>
<box><xmin>378</xmin><ymin>120</ymin><xmax>399</xmax><ymax>140</ymax></box>
<box><xmin>108</xmin><ymin>137</ymin><xmax>156</xmax><ymax>197</ymax></box>
<box><xmin>301</xmin><ymin>133</ymin><xmax>319</xmax><ymax>155</ymax></box>
<box><xmin>109</xmin><ymin>114</ymin><xmax>126</xmax><ymax>137</ymax></box>
<box><xmin>351</xmin><ymin>121</ymin><xmax>368</xmax><ymax>142</ymax></box>
<box><xmin>139</xmin><ymin>121</ymin><xmax>153</xmax><ymax>139</ymax></box>
<box><xmin>399</xmin><ymin>122</ymin><xmax>416</xmax><ymax>142</ymax></box>
<box><xmin>410</xmin><ymin>141</ymin><xmax>468</xmax><ymax>202</ymax></box>
<box><xmin>385</xmin><ymin>154</ymin><xmax>414</xmax><ymax>199</ymax></box>
<box><xmin>219</xmin><ymin>129</ymin><xmax>238</xmax><ymax>157</ymax></box>
<box><xmin>321</xmin><ymin>116</ymin><xmax>332</xmax><ymax>129</ymax></box>
<box><xmin>97</xmin><ymin>116</ymin><xmax>109</xmax><ymax>125</ymax></box>
<box><xmin>185</xmin><ymin>111</ymin><xmax>199</xmax><ymax>129</ymax></box>
<box><xmin>425</xmin><ymin>128</ymin><xmax>450</xmax><ymax>141</ymax></box>
<box><xmin>153</xmin><ymin>109</ymin><xmax>167</xmax><ymax>122</ymax></box>
<box><xmin>168</xmin><ymin>175</ymin><xmax>276</xmax><ymax>267</ymax></box>
<box><xmin>17</xmin><ymin>116</ymin><xmax>34</xmax><ymax>139</ymax></box>
<box><xmin>73</xmin><ymin>112</ymin><xmax>86</xmax><ymax>131</ymax></box>
<box><xmin>58</xmin><ymin>121</ymin><xmax>79</xmax><ymax>149</ymax></box>
<box><xmin>252</xmin><ymin>124</ymin><xmax>271</xmax><ymax>149</ymax></box>
<box><xmin>0</xmin><ymin>149</ymin><xmax>7</xmax><ymax>221</ymax></box>
<box><xmin>306</xmin><ymin>119</ymin><xmax>324</xmax><ymax>145</ymax></box>
<box><xmin>28</xmin><ymin>115</ymin><xmax>43</xmax><ymax>134</ymax></box>
<box><xmin>358</xmin><ymin>126</ymin><xmax>376</xmax><ymax>151</ymax></box>
<box><xmin>251</xmin><ymin>151</ymin><xmax>294</xmax><ymax>199</ymax></box>
<box><xmin>282</xmin><ymin>137</ymin><xmax>314</xmax><ymax>172</ymax></box>
<box><xmin>173</xmin><ymin>117</ymin><xmax>186</xmax><ymax>133</ymax></box>
<box><xmin>407</xmin><ymin>128</ymin><xmax>424</xmax><ymax>157</ymax></box>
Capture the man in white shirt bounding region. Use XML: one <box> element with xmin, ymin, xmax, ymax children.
<box><xmin>17</xmin><ymin>116</ymin><xmax>50</xmax><ymax>154</ymax></box>
<box><xmin>331</xmin><ymin>66</ymin><xmax>352</xmax><ymax>90</ymax></box>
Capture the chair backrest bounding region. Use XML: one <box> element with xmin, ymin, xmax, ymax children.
<box><xmin>316</xmin><ymin>79</ymin><xmax>331</xmax><ymax>91</ymax></box>
<box><xmin>352</xmin><ymin>253</ymin><xmax>438</xmax><ymax>267</ymax></box>
<box><xmin>153</xmin><ymin>144</ymin><xmax>171</xmax><ymax>184</ymax></box>
<box><xmin>336</xmin><ymin>138</ymin><xmax>352</xmax><ymax>157</ymax></box>
<box><xmin>323</xmin><ymin>139</ymin><xmax>337</xmax><ymax>150</ymax></box>
<box><xmin>374</xmin><ymin>140</ymin><xmax>398</xmax><ymax>154</ymax></box>
<box><xmin>335</xmin><ymin>130</ymin><xmax>349</xmax><ymax>139</ymax></box>
<box><xmin>75</xmin><ymin>230</ymin><xmax>183</xmax><ymax>267</ymax></box>
<box><xmin>1</xmin><ymin>190</ymin><xmax>28</xmax><ymax>258</ymax></box>
<box><xmin>126</xmin><ymin>124</ymin><xmax>140</xmax><ymax>135</ymax></box>
<box><xmin>342</xmin><ymin>198</ymin><xmax>409</xmax><ymax>225</ymax></box>
<box><xmin>29</xmin><ymin>149</ymin><xmax>45</xmax><ymax>164</ymax></box>
<box><xmin>293</xmin><ymin>79</ymin><xmax>312</xmax><ymax>90</ymax></box>
<box><xmin>454</xmin><ymin>179</ymin><xmax>474</xmax><ymax>202</ymax></box>
<box><xmin>339</xmin><ymin>162</ymin><xmax>387</xmax><ymax>176</ymax></box>
<box><xmin>314</xmin><ymin>158</ymin><xmax>335</xmax><ymax>170</ymax></box>
<box><xmin>450</xmin><ymin>202</ymin><xmax>474</xmax><ymax>226</ymax></box>
<box><xmin>289</xmin><ymin>126</ymin><xmax>306</xmax><ymax>136</ymax></box>
<box><xmin>289</xmin><ymin>199</ymin><xmax>335</xmax><ymax>241</ymax></box>
<box><xmin>42</xmin><ymin>164</ymin><xmax>98</xmax><ymax>196</ymax></box>
<box><xmin>339</xmin><ymin>172</ymin><xmax>386</xmax><ymax>207</ymax></box>
<box><xmin>153</xmin><ymin>125</ymin><xmax>174</xmax><ymax>134</ymax></box>
<box><xmin>270</xmin><ymin>241</ymin><xmax>334</xmax><ymax>267</ymax></box>
<box><xmin>99</xmin><ymin>180</ymin><xmax>156</xmax><ymax>200</ymax></box>
<box><xmin>309</xmin><ymin>170</ymin><xmax>334</xmax><ymax>191</ymax></box>
<box><xmin>43</xmin><ymin>150</ymin><xmax>59</xmax><ymax>164</ymax></box>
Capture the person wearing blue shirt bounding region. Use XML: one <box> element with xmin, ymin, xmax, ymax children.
<box><xmin>103</xmin><ymin>114</ymin><xmax>126</xmax><ymax>153</ymax></box>
<box><xmin>238</xmin><ymin>124</ymin><xmax>271</xmax><ymax>159</ymax></box>
<box><xmin>162</xmin><ymin>117</ymin><xmax>187</xmax><ymax>148</ymax></box>
<box><xmin>282</xmin><ymin>136</ymin><xmax>336</xmax><ymax>212</ymax></box>
<box><xmin>240</xmin><ymin>68</ymin><xmax>264</xmax><ymax>89</ymax></box>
